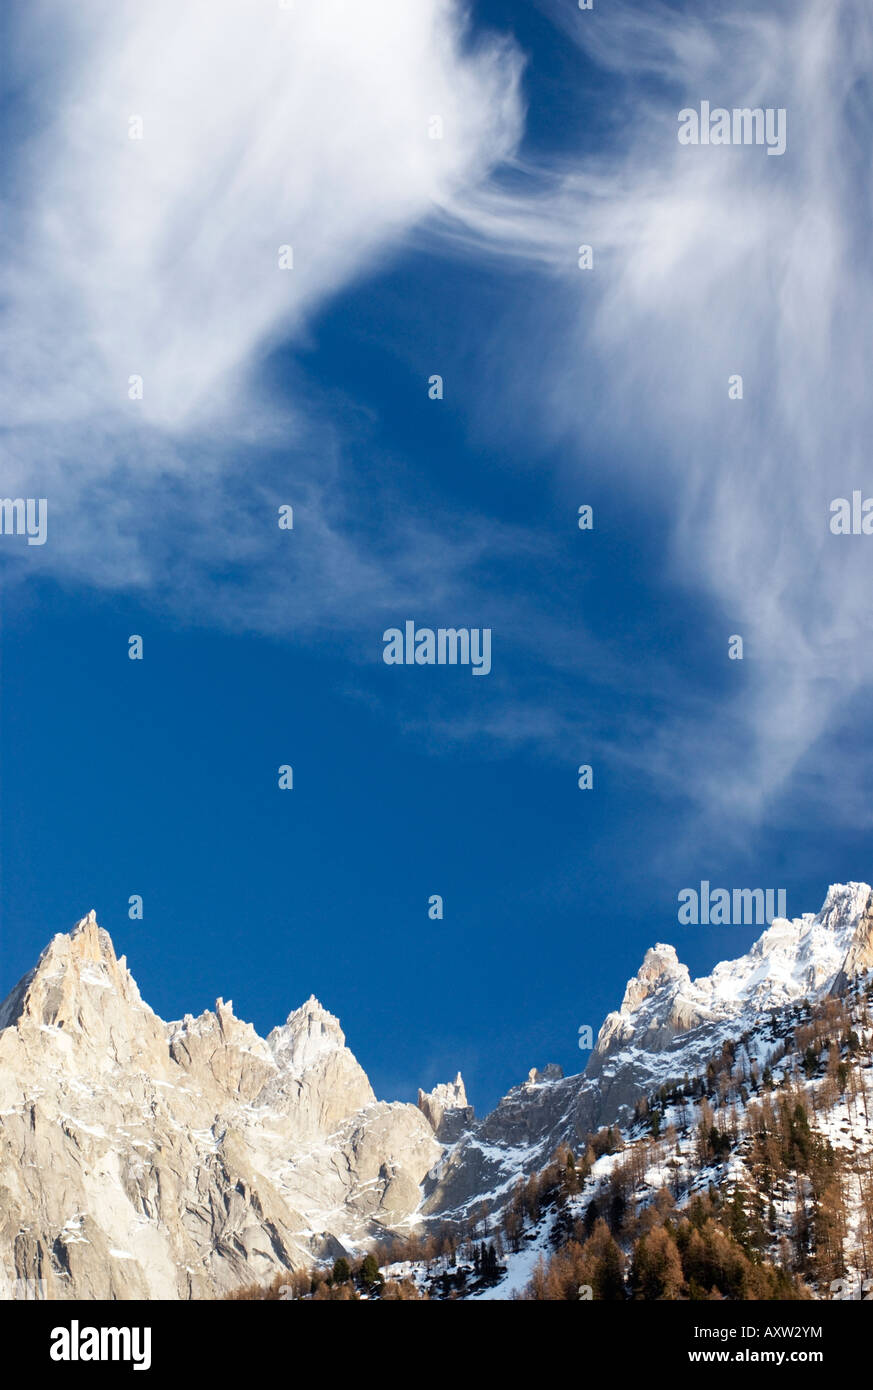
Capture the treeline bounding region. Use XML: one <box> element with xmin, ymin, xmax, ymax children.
<box><xmin>510</xmin><ymin>1145</ymin><xmax>809</xmax><ymax>1299</ymax></box>
<box><xmin>522</xmin><ymin>974</ymin><xmax>873</xmax><ymax>1298</ymax></box>
<box><xmin>522</xmin><ymin>1195</ymin><xmax>809</xmax><ymax>1301</ymax></box>
<box><xmin>227</xmin><ymin>1253</ymin><xmax>426</xmax><ymax>1301</ymax></box>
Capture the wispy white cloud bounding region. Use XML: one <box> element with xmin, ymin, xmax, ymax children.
<box><xmin>0</xmin><ymin>0</ymin><xmax>524</xmax><ymax>601</ymax></box>
<box><xmin>5</xmin><ymin>0</ymin><xmax>873</xmax><ymax>843</ymax></box>
<box><xmin>436</xmin><ymin>0</ymin><xmax>873</xmax><ymax>827</ymax></box>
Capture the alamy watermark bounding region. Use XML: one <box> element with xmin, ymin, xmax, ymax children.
<box><xmin>678</xmin><ymin>102</ymin><xmax>787</xmax><ymax>156</ymax></box>
<box><xmin>829</xmin><ymin>492</ymin><xmax>873</xmax><ymax>534</ymax></box>
<box><xmin>382</xmin><ymin>622</ymin><xmax>491</xmax><ymax>676</ymax></box>
<box><xmin>0</xmin><ymin>497</ymin><xmax>47</xmax><ymax>545</ymax></box>
<box><xmin>678</xmin><ymin>881</ymin><xmax>787</xmax><ymax>926</ymax></box>
<box><xmin>830</xmin><ymin>1278</ymin><xmax>873</xmax><ymax>1300</ymax></box>
<box><xmin>50</xmin><ymin>1322</ymin><xmax>151</xmax><ymax>1370</ymax></box>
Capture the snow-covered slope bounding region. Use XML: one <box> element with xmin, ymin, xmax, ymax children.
<box><xmin>596</xmin><ymin>882</ymin><xmax>869</xmax><ymax>1061</ymax></box>
<box><xmin>425</xmin><ymin>883</ymin><xmax>873</xmax><ymax>1222</ymax></box>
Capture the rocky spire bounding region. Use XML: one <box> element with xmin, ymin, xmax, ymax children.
<box><xmin>618</xmin><ymin>944</ymin><xmax>690</xmax><ymax>1016</ymax></box>
<box><xmin>0</xmin><ymin>910</ymin><xmax>157</xmax><ymax>1052</ymax></box>
<box><xmin>417</xmin><ymin>1072</ymin><xmax>474</xmax><ymax>1141</ymax></box>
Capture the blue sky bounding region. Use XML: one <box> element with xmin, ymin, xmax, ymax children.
<box><xmin>2</xmin><ymin>0</ymin><xmax>873</xmax><ymax>1112</ymax></box>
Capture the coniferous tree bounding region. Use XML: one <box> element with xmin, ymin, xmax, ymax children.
<box><xmin>359</xmin><ymin>1253</ymin><xmax>382</xmax><ymax>1294</ymax></box>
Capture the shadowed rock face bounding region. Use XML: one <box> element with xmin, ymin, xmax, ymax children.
<box><xmin>2</xmin><ymin>883</ymin><xmax>872</xmax><ymax>1296</ymax></box>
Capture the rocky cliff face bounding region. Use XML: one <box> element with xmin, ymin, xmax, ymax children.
<box><xmin>0</xmin><ymin>912</ymin><xmax>440</xmax><ymax>1300</ymax></box>
<box><xmin>3</xmin><ymin>884</ymin><xmax>873</xmax><ymax>1298</ymax></box>
<box><xmin>829</xmin><ymin>887</ymin><xmax>873</xmax><ymax>995</ymax></box>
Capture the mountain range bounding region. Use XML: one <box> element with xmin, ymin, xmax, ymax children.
<box><xmin>2</xmin><ymin>882</ymin><xmax>872</xmax><ymax>1299</ymax></box>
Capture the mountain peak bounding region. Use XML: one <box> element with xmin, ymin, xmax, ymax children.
<box><xmin>418</xmin><ymin>1072</ymin><xmax>474</xmax><ymax>1139</ymax></box>
<box><xmin>0</xmin><ymin>913</ymin><xmax>439</xmax><ymax>1297</ymax></box>
<box><xmin>419</xmin><ymin>1072</ymin><xmax>468</xmax><ymax>1111</ymax></box>
<box><xmin>590</xmin><ymin>880</ymin><xmax>873</xmax><ymax>1083</ymax></box>
<box><xmin>67</xmin><ymin>909</ymin><xmax>119</xmax><ymax>964</ymax></box>
<box><xmin>0</xmin><ymin>910</ymin><xmax>165</xmax><ymax>1081</ymax></box>
<box><xmin>620</xmin><ymin>943</ymin><xmax>689</xmax><ymax>1016</ymax></box>
<box><xmin>0</xmin><ymin>910</ymin><xmax>132</xmax><ymax>1030</ymax></box>
<box><xmin>817</xmin><ymin>881</ymin><xmax>872</xmax><ymax>931</ymax></box>
<box><xmin>267</xmin><ymin>995</ymin><xmax>346</xmax><ymax>1073</ymax></box>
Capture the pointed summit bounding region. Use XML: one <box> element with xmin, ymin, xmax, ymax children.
<box><xmin>619</xmin><ymin>944</ymin><xmax>689</xmax><ymax>1016</ymax></box>
<box><xmin>68</xmin><ymin>909</ymin><xmax>120</xmax><ymax>964</ymax></box>
<box><xmin>261</xmin><ymin>996</ymin><xmax>376</xmax><ymax>1132</ymax></box>
<box><xmin>417</xmin><ymin>1072</ymin><xmax>474</xmax><ymax>1139</ymax></box>
<box><xmin>267</xmin><ymin>996</ymin><xmax>348</xmax><ymax>1074</ymax></box>
<box><xmin>0</xmin><ymin>910</ymin><xmax>158</xmax><ymax>1064</ymax></box>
